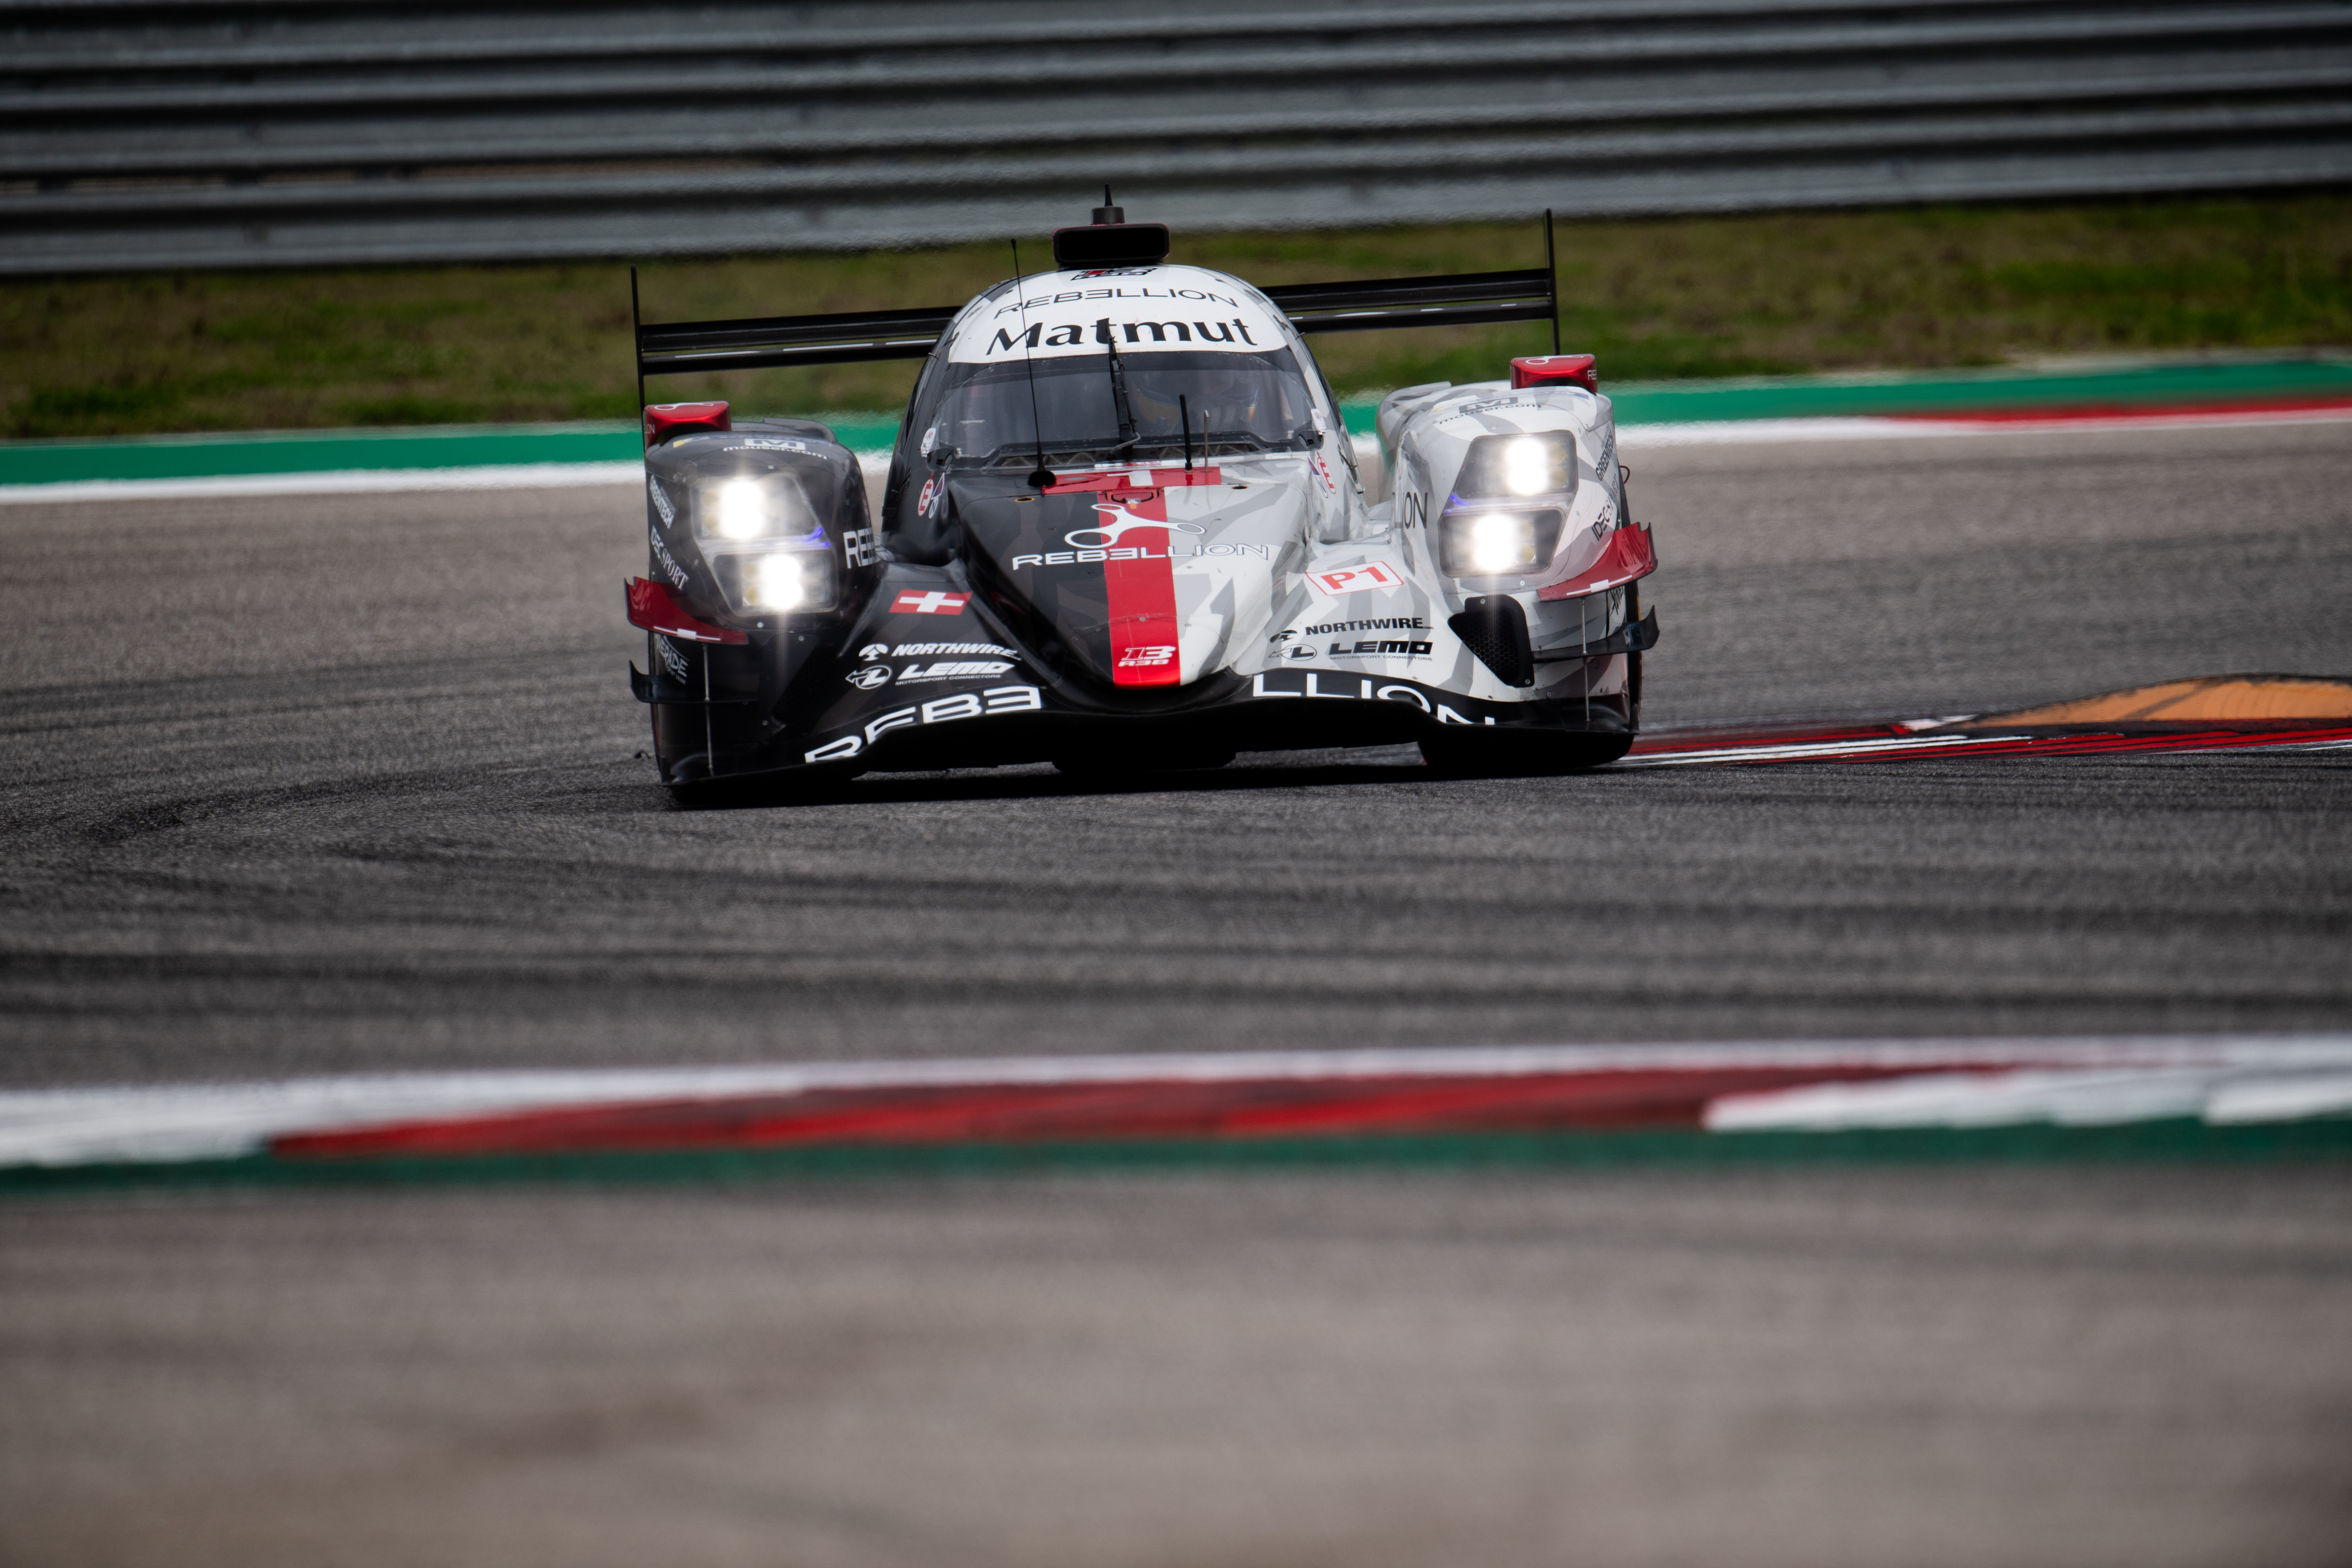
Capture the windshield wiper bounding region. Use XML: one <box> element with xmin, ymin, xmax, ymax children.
<box><xmin>1102</xmin><ymin>342</ymin><xmax>1139</xmax><ymax>455</ymax></box>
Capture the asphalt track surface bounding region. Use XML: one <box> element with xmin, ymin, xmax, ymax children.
<box><xmin>5</xmin><ymin>421</ymin><xmax>2351</xmax><ymax>1081</ymax></box>
<box><xmin>3</xmin><ymin>421</ymin><xmax>2350</xmax><ymax>1565</ymax></box>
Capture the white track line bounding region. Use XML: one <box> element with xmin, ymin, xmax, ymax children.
<box><xmin>2</xmin><ymin>1034</ymin><xmax>2346</xmax><ymax>1168</ymax></box>
<box><xmin>1617</xmin><ymin>733</ymin><xmax>2010</xmax><ymax>767</ymax></box>
<box><xmin>1709</xmin><ymin>1068</ymin><xmax>2229</xmax><ymax>1130</ymax></box>
<box><xmin>0</xmin><ymin>454</ymin><xmax>898</xmax><ymax>505</ymax></box>
<box><xmin>7</xmin><ymin>405</ymin><xmax>2347</xmax><ymax>504</ymax></box>
<box><xmin>0</xmin><ymin>461</ymin><xmax>644</xmax><ymax>504</ymax></box>
<box><xmin>1619</xmin><ymin>405</ymin><xmax>2352</xmax><ymax>446</ymax></box>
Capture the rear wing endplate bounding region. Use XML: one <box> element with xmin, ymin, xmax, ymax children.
<box><xmin>632</xmin><ymin>212</ymin><xmax>1559</xmax><ymax>401</ymax></box>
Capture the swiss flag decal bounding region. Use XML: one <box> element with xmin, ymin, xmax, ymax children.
<box><xmin>892</xmin><ymin>590</ymin><xmax>971</xmax><ymax>615</ymax></box>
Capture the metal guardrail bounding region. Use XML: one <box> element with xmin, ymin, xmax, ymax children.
<box><xmin>4</xmin><ymin>0</ymin><xmax>2349</xmax><ymax>274</ymax></box>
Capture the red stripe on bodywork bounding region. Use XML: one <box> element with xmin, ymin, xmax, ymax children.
<box><xmin>1539</xmin><ymin>523</ymin><xmax>1657</xmax><ymax>600</ymax></box>
<box><xmin>273</xmin><ymin>1064</ymin><xmax>1999</xmax><ymax>1159</ymax></box>
<box><xmin>625</xmin><ymin>577</ymin><xmax>746</xmax><ymax>645</ymax></box>
<box><xmin>1045</xmin><ymin>467</ymin><xmax>1222</xmax><ymax>493</ymax></box>
<box><xmin>1100</xmin><ymin>487</ymin><xmax>1183</xmax><ymax>688</ymax></box>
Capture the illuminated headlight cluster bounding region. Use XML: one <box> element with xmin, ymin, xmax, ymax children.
<box><xmin>694</xmin><ymin>473</ymin><xmax>838</xmax><ymax>614</ymax></box>
<box><xmin>710</xmin><ymin>549</ymin><xmax>835</xmax><ymax>613</ymax></box>
<box><xmin>1435</xmin><ymin>431</ymin><xmax>1578</xmax><ymax>578</ymax></box>
<box><xmin>1441</xmin><ymin>508</ymin><xmax>1564</xmax><ymax>575</ymax></box>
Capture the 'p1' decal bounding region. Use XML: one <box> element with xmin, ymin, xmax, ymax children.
<box><xmin>1307</xmin><ymin>562</ymin><xmax>1403</xmax><ymax>597</ymax></box>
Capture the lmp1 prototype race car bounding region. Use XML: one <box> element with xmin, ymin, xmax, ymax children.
<box><xmin>624</xmin><ymin>203</ymin><xmax>1658</xmax><ymax>796</ymax></box>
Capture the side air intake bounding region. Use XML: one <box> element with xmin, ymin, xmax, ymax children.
<box><xmin>1449</xmin><ymin>596</ymin><xmax>1536</xmax><ymax>687</ymax></box>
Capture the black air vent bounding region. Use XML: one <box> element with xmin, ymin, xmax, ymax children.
<box><xmin>1450</xmin><ymin>596</ymin><xmax>1535</xmax><ymax>687</ymax></box>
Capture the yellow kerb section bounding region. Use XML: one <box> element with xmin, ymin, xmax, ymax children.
<box><xmin>1976</xmin><ymin>675</ymin><xmax>2352</xmax><ymax>726</ymax></box>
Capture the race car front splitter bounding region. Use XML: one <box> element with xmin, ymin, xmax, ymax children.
<box><xmin>638</xmin><ymin>567</ymin><xmax>1635</xmax><ymax>781</ymax></box>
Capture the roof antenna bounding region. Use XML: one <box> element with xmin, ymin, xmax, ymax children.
<box><xmin>1010</xmin><ymin>239</ymin><xmax>1054</xmax><ymax>491</ymax></box>
<box><xmin>630</xmin><ymin>265</ymin><xmax>644</xmax><ymax>415</ymax></box>
<box><xmin>1092</xmin><ymin>185</ymin><xmax>1124</xmax><ymax>226</ymax></box>
<box><xmin>1180</xmin><ymin>393</ymin><xmax>1193</xmax><ymax>472</ymax></box>
<box><xmin>1544</xmin><ymin>208</ymin><xmax>1560</xmax><ymax>356</ymax></box>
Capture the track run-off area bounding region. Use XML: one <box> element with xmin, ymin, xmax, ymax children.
<box><xmin>2</xmin><ymin>417</ymin><xmax>2349</xmax><ymax>1565</ymax></box>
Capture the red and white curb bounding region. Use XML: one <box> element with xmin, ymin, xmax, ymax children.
<box><xmin>1621</xmin><ymin>721</ymin><xmax>2352</xmax><ymax>768</ymax></box>
<box><xmin>1619</xmin><ymin>400</ymin><xmax>2352</xmax><ymax>447</ymax></box>
<box><xmin>3</xmin><ymin>1034</ymin><xmax>2347</xmax><ymax>1171</ymax></box>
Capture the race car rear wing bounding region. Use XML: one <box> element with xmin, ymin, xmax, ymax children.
<box><xmin>631</xmin><ymin>212</ymin><xmax>1559</xmax><ymax>402</ymax></box>
<box><xmin>1261</xmin><ymin>264</ymin><xmax>1556</xmax><ymax>345</ymax></box>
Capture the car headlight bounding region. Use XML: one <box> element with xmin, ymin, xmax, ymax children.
<box><xmin>1437</xmin><ymin>506</ymin><xmax>1564</xmax><ymax>577</ymax></box>
<box><xmin>711</xmin><ymin>546</ymin><xmax>837</xmax><ymax>614</ymax></box>
<box><xmin>1453</xmin><ymin>431</ymin><xmax>1577</xmax><ymax>501</ymax></box>
<box><xmin>695</xmin><ymin>472</ymin><xmax>813</xmax><ymax>541</ymax></box>
<box><xmin>1436</xmin><ymin>430</ymin><xmax>1578</xmax><ymax>578</ymax></box>
<box><xmin>690</xmin><ymin>470</ymin><xmax>837</xmax><ymax>614</ymax></box>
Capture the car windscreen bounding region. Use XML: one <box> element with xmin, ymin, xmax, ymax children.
<box><xmin>921</xmin><ymin>348</ymin><xmax>1319</xmax><ymax>468</ymax></box>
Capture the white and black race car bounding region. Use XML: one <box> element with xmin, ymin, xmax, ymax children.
<box><xmin>626</xmin><ymin>204</ymin><xmax>1656</xmax><ymax>795</ymax></box>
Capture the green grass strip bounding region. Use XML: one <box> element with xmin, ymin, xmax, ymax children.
<box><xmin>0</xmin><ymin>415</ymin><xmax>897</xmax><ymax>486</ymax></box>
<box><xmin>3</xmin><ymin>1118</ymin><xmax>2346</xmax><ymax>1195</ymax></box>
<box><xmin>5</xmin><ymin>357</ymin><xmax>2345</xmax><ymax>488</ymax></box>
<box><xmin>1601</xmin><ymin>355</ymin><xmax>2352</xmax><ymax>424</ymax></box>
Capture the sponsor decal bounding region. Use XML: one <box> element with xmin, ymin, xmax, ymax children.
<box><xmin>991</xmin><ymin>286</ymin><xmax>1236</xmax><ymax>318</ymax></box>
<box><xmin>1401</xmin><ymin>490</ymin><xmax>1429</xmax><ymax>529</ymax></box>
<box><xmin>846</xmin><ymin>666</ymin><xmax>893</xmax><ymax>690</ymax></box>
<box><xmin>892</xmin><ymin>590</ymin><xmax>971</xmax><ymax>615</ymax></box>
<box><xmin>1069</xmin><ymin>267</ymin><xmax>1160</xmax><ymax>280</ymax></box>
<box><xmin>1296</xmin><ymin>616</ymin><xmax>1431</xmax><ymax>637</ymax></box>
<box><xmin>844</xmin><ymin>527</ymin><xmax>878</xmax><ymax>568</ymax></box>
<box><xmin>648</xmin><ymin>524</ymin><xmax>690</xmax><ymax>591</ymax></box>
<box><xmin>1247</xmin><ymin>671</ymin><xmax>1494</xmax><ymax>724</ymax></box>
<box><xmin>1306</xmin><ymin>561</ymin><xmax>1404</xmax><ymax>597</ymax></box>
<box><xmin>1010</xmin><ymin>542</ymin><xmax>1270</xmax><ymax>570</ymax></box>
<box><xmin>916</xmin><ymin>476</ymin><xmax>944</xmax><ymax>520</ymax></box>
<box><xmin>983</xmin><ymin>316</ymin><xmax>1262</xmax><ymax>356</ymax></box>
<box><xmin>1327</xmin><ymin>640</ymin><xmax>1433</xmax><ymax>659</ymax></box>
<box><xmin>1309</xmin><ymin>450</ymin><xmax>1339</xmax><ymax>496</ymax></box>
<box><xmin>1065</xmin><ymin>517</ymin><xmax>1204</xmax><ymax>550</ymax></box>
<box><xmin>1116</xmin><ymin>645</ymin><xmax>1176</xmax><ymax>669</ymax></box>
<box><xmin>654</xmin><ymin>634</ymin><xmax>691</xmax><ymax>680</ymax></box>
<box><xmin>919</xmin><ymin>425</ymin><xmax>938</xmax><ymax>456</ymax></box>
<box><xmin>899</xmin><ymin>659</ymin><xmax>1017</xmax><ymax>684</ymax></box>
<box><xmin>1442</xmin><ymin>397</ymin><xmax>1544</xmax><ymax>421</ymax></box>
<box><xmin>864</xmin><ymin>642</ymin><xmax>1014</xmax><ymax>659</ymax></box>
<box><xmin>730</xmin><ymin>437</ymin><xmax>811</xmax><ymax>454</ymax></box>
<box><xmin>646</xmin><ymin>476</ymin><xmax>675</xmax><ymax>525</ymax></box>
<box><xmin>803</xmin><ymin>686</ymin><xmax>1044</xmax><ymax>763</ymax></box>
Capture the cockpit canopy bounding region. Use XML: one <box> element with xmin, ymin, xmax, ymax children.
<box><xmin>904</xmin><ymin>263</ymin><xmax>1326</xmax><ymax>471</ymax></box>
<box><xmin>915</xmin><ymin>348</ymin><xmax>1320</xmax><ymax>470</ymax></box>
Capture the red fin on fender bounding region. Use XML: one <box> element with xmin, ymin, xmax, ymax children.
<box><xmin>626</xmin><ymin>577</ymin><xmax>747</xmax><ymax>644</ymax></box>
<box><xmin>1539</xmin><ymin>523</ymin><xmax>1657</xmax><ymax>601</ymax></box>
